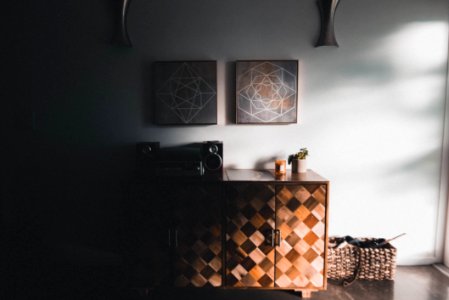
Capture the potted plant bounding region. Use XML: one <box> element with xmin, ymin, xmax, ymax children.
<box><xmin>288</xmin><ymin>148</ymin><xmax>309</xmax><ymax>173</ymax></box>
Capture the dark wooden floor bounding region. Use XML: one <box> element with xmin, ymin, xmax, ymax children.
<box><xmin>144</xmin><ymin>266</ymin><xmax>449</xmax><ymax>300</ymax></box>
<box><xmin>13</xmin><ymin>265</ymin><xmax>448</xmax><ymax>299</ymax></box>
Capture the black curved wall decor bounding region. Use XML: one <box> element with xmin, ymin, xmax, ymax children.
<box><xmin>116</xmin><ymin>0</ymin><xmax>132</xmax><ymax>47</ymax></box>
<box><xmin>316</xmin><ymin>0</ymin><xmax>340</xmax><ymax>47</ymax></box>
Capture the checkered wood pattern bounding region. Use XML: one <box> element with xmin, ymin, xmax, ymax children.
<box><xmin>126</xmin><ymin>183</ymin><xmax>172</xmax><ymax>287</ymax></box>
<box><xmin>172</xmin><ymin>184</ymin><xmax>223</xmax><ymax>287</ymax></box>
<box><xmin>275</xmin><ymin>184</ymin><xmax>327</xmax><ymax>289</ymax></box>
<box><xmin>225</xmin><ymin>184</ymin><xmax>276</xmax><ymax>287</ymax></box>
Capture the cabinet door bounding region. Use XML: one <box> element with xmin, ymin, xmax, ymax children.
<box><xmin>172</xmin><ymin>183</ymin><xmax>223</xmax><ymax>287</ymax></box>
<box><xmin>124</xmin><ymin>182</ymin><xmax>172</xmax><ymax>287</ymax></box>
<box><xmin>225</xmin><ymin>183</ymin><xmax>276</xmax><ymax>287</ymax></box>
<box><xmin>275</xmin><ymin>184</ymin><xmax>327</xmax><ymax>289</ymax></box>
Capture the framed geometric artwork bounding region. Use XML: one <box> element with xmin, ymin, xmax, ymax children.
<box><xmin>153</xmin><ymin>61</ymin><xmax>217</xmax><ymax>125</ymax></box>
<box><xmin>236</xmin><ymin>60</ymin><xmax>298</xmax><ymax>124</ymax></box>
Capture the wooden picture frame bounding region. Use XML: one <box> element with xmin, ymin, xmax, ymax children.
<box><xmin>236</xmin><ymin>60</ymin><xmax>298</xmax><ymax>124</ymax></box>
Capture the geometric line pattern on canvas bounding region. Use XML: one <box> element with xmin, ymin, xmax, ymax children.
<box><xmin>157</xmin><ymin>63</ymin><xmax>217</xmax><ymax>124</ymax></box>
<box><xmin>275</xmin><ymin>184</ymin><xmax>327</xmax><ymax>289</ymax></box>
<box><xmin>226</xmin><ymin>184</ymin><xmax>276</xmax><ymax>287</ymax></box>
<box><xmin>237</xmin><ymin>62</ymin><xmax>297</xmax><ymax>123</ymax></box>
<box><xmin>172</xmin><ymin>185</ymin><xmax>222</xmax><ymax>287</ymax></box>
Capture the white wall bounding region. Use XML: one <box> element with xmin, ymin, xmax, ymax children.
<box><xmin>124</xmin><ymin>0</ymin><xmax>449</xmax><ymax>264</ymax></box>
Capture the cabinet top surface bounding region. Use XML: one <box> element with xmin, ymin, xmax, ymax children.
<box><xmin>224</xmin><ymin>169</ymin><xmax>328</xmax><ymax>183</ymax></box>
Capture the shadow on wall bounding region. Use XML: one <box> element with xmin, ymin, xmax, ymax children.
<box><xmin>254</xmin><ymin>155</ymin><xmax>279</xmax><ymax>170</ymax></box>
<box><xmin>225</xmin><ymin>61</ymin><xmax>237</xmax><ymax>125</ymax></box>
<box><xmin>142</xmin><ymin>60</ymin><xmax>153</xmax><ymax>126</ymax></box>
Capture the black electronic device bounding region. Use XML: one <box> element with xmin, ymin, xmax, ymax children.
<box><xmin>136</xmin><ymin>142</ymin><xmax>160</xmax><ymax>166</ymax></box>
<box><xmin>156</xmin><ymin>161</ymin><xmax>203</xmax><ymax>177</ymax></box>
<box><xmin>136</xmin><ymin>142</ymin><xmax>160</xmax><ymax>178</ymax></box>
<box><xmin>136</xmin><ymin>141</ymin><xmax>223</xmax><ymax>179</ymax></box>
<box><xmin>202</xmin><ymin>141</ymin><xmax>223</xmax><ymax>178</ymax></box>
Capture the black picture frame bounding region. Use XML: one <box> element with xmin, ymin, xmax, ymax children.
<box><xmin>153</xmin><ymin>61</ymin><xmax>217</xmax><ymax>125</ymax></box>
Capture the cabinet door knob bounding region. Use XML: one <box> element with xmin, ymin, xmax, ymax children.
<box><xmin>275</xmin><ymin>229</ymin><xmax>281</xmax><ymax>246</ymax></box>
<box><xmin>264</xmin><ymin>229</ymin><xmax>277</xmax><ymax>247</ymax></box>
<box><xmin>174</xmin><ymin>229</ymin><xmax>178</xmax><ymax>248</ymax></box>
<box><xmin>168</xmin><ymin>228</ymin><xmax>179</xmax><ymax>248</ymax></box>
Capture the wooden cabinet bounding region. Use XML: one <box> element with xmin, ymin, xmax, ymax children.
<box><xmin>124</xmin><ymin>181</ymin><xmax>222</xmax><ymax>288</ymax></box>
<box><xmin>224</xmin><ymin>170</ymin><xmax>329</xmax><ymax>297</ymax></box>
<box><xmin>274</xmin><ymin>183</ymin><xmax>327</xmax><ymax>290</ymax></box>
<box><xmin>171</xmin><ymin>183</ymin><xmax>222</xmax><ymax>287</ymax></box>
<box><xmin>125</xmin><ymin>169</ymin><xmax>329</xmax><ymax>298</ymax></box>
<box><xmin>124</xmin><ymin>182</ymin><xmax>172</xmax><ymax>287</ymax></box>
<box><xmin>225</xmin><ymin>183</ymin><xmax>276</xmax><ymax>287</ymax></box>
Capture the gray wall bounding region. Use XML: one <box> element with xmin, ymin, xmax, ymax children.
<box><xmin>7</xmin><ymin>0</ymin><xmax>449</xmax><ymax>265</ymax></box>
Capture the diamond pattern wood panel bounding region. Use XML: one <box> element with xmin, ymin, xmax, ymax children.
<box><xmin>275</xmin><ymin>184</ymin><xmax>327</xmax><ymax>289</ymax></box>
<box><xmin>129</xmin><ymin>170</ymin><xmax>329</xmax><ymax>294</ymax></box>
<box><xmin>125</xmin><ymin>183</ymin><xmax>172</xmax><ymax>287</ymax></box>
<box><xmin>173</xmin><ymin>184</ymin><xmax>223</xmax><ymax>287</ymax></box>
<box><xmin>226</xmin><ymin>184</ymin><xmax>276</xmax><ymax>287</ymax></box>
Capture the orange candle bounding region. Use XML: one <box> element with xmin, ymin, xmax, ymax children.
<box><xmin>275</xmin><ymin>159</ymin><xmax>286</xmax><ymax>176</ymax></box>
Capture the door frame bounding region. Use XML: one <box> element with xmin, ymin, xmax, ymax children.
<box><xmin>443</xmin><ymin>40</ymin><xmax>449</xmax><ymax>266</ymax></box>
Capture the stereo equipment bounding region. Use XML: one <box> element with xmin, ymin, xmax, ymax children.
<box><xmin>136</xmin><ymin>142</ymin><xmax>160</xmax><ymax>165</ymax></box>
<box><xmin>202</xmin><ymin>141</ymin><xmax>223</xmax><ymax>178</ymax></box>
<box><xmin>136</xmin><ymin>141</ymin><xmax>223</xmax><ymax>179</ymax></box>
<box><xmin>136</xmin><ymin>142</ymin><xmax>160</xmax><ymax>178</ymax></box>
<box><xmin>156</xmin><ymin>161</ymin><xmax>203</xmax><ymax>177</ymax></box>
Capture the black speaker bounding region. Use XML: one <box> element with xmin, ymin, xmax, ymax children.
<box><xmin>202</xmin><ymin>141</ymin><xmax>223</xmax><ymax>177</ymax></box>
<box><xmin>136</xmin><ymin>142</ymin><xmax>160</xmax><ymax>169</ymax></box>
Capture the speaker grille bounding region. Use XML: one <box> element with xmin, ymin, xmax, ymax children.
<box><xmin>202</xmin><ymin>141</ymin><xmax>223</xmax><ymax>177</ymax></box>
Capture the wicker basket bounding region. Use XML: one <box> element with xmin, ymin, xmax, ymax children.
<box><xmin>327</xmin><ymin>237</ymin><xmax>397</xmax><ymax>285</ymax></box>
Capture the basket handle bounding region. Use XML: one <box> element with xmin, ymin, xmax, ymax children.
<box><xmin>342</xmin><ymin>247</ymin><xmax>361</xmax><ymax>287</ymax></box>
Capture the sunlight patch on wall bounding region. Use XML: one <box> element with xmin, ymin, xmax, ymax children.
<box><xmin>308</xmin><ymin>21</ymin><xmax>448</xmax><ymax>264</ymax></box>
<box><xmin>385</xmin><ymin>22</ymin><xmax>448</xmax><ymax>73</ymax></box>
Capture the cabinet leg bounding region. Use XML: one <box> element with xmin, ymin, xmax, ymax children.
<box><xmin>301</xmin><ymin>290</ymin><xmax>312</xmax><ymax>298</ymax></box>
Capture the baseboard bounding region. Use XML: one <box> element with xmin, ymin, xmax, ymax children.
<box><xmin>397</xmin><ymin>256</ymin><xmax>439</xmax><ymax>266</ymax></box>
<box><xmin>433</xmin><ymin>264</ymin><xmax>449</xmax><ymax>278</ymax></box>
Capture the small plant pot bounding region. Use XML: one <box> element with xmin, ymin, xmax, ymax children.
<box><xmin>292</xmin><ymin>159</ymin><xmax>307</xmax><ymax>173</ymax></box>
